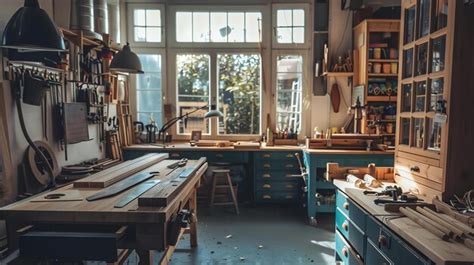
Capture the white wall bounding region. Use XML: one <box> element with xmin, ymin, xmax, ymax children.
<box><xmin>0</xmin><ymin>0</ymin><xmax>106</xmax><ymax>201</ymax></box>
<box><xmin>310</xmin><ymin>1</ymin><xmax>353</xmax><ymax>132</ymax></box>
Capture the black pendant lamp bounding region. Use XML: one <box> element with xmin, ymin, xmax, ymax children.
<box><xmin>109</xmin><ymin>43</ymin><xmax>144</xmax><ymax>74</ymax></box>
<box><xmin>1</xmin><ymin>0</ymin><xmax>66</xmax><ymax>52</ymax></box>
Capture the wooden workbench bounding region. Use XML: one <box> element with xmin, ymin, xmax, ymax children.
<box><xmin>0</xmin><ymin>158</ymin><xmax>208</xmax><ymax>265</ymax></box>
<box><xmin>333</xmin><ymin>180</ymin><xmax>474</xmax><ymax>265</ymax></box>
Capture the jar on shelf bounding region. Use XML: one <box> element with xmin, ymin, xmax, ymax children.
<box><xmin>373</xmin><ymin>63</ymin><xmax>382</xmax><ymax>73</ymax></box>
<box><xmin>391</xmin><ymin>63</ymin><xmax>398</xmax><ymax>74</ymax></box>
<box><xmin>383</xmin><ymin>63</ymin><xmax>391</xmax><ymax>74</ymax></box>
<box><xmin>374</xmin><ymin>48</ymin><xmax>382</xmax><ymax>59</ymax></box>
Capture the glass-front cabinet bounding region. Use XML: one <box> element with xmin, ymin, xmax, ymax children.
<box><xmin>397</xmin><ymin>0</ymin><xmax>449</xmax><ymax>160</ymax></box>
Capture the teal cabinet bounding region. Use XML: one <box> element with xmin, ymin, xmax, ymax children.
<box><xmin>253</xmin><ymin>151</ymin><xmax>303</xmax><ymax>204</ymax></box>
<box><xmin>303</xmin><ymin>151</ymin><xmax>394</xmax><ymax>221</ymax></box>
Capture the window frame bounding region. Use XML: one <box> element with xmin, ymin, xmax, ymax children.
<box><xmin>167</xmin><ymin>48</ymin><xmax>269</xmax><ymax>141</ymax></box>
<box><xmin>271</xmin><ymin>3</ymin><xmax>312</xmax><ymax>49</ymax></box>
<box><xmin>129</xmin><ymin>47</ymin><xmax>167</xmax><ymax>128</ymax></box>
<box><xmin>127</xmin><ymin>3</ymin><xmax>166</xmax><ymax>48</ymax></box>
<box><xmin>271</xmin><ymin>50</ymin><xmax>311</xmax><ymax>140</ymax></box>
<box><xmin>168</xmin><ymin>5</ymin><xmax>270</xmax><ymax>49</ymax></box>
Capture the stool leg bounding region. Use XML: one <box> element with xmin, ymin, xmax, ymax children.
<box><xmin>209</xmin><ymin>173</ymin><xmax>217</xmax><ymax>208</ymax></box>
<box><xmin>226</xmin><ymin>173</ymin><xmax>239</xmax><ymax>215</ymax></box>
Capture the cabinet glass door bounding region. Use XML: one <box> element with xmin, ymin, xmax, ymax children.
<box><xmin>414</xmin><ymin>81</ymin><xmax>427</xmax><ymax>112</ymax></box>
<box><xmin>431</xmin><ymin>36</ymin><xmax>446</xmax><ymax>73</ymax></box>
<box><xmin>404</xmin><ymin>6</ymin><xmax>416</xmax><ymax>44</ymax></box>
<box><xmin>400</xmin><ymin>118</ymin><xmax>410</xmax><ymax>146</ymax></box>
<box><xmin>417</xmin><ymin>0</ymin><xmax>430</xmax><ymax>39</ymax></box>
<box><xmin>413</xmin><ymin>118</ymin><xmax>425</xmax><ymax>148</ymax></box>
<box><xmin>403</xmin><ymin>49</ymin><xmax>414</xmax><ymax>78</ymax></box>
<box><xmin>431</xmin><ymin>0</ymin><xmax>448</xmax><ymax>32</ymax></box>
<box><xmin>401</xmin><ymin>84</ymin><xmax>412</xmax><ymax>112</ymax></box>
<box><xmin>428</xmin><ymin>118</ymin><xmax>442</xmax><ymax>151</ymax></box>
<box><xmin>429</xmin><ymin>78</ymin><xmax>444</xmax><ymax>112</ymax></box>
<box><xmin>415</xmin><ymin>43</ymin><xmax>428</xmax><ymax>76</ymax></box>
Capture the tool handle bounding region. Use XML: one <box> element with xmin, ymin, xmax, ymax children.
<box><xmin>399</xmin><ymin>207</ymin><xmax>450</xmax><ymax>241</ymax></box>
<box><xmin>433</xmin><ymin>198</ymin><xmax>474</xmax><ymax>226</ymax></box>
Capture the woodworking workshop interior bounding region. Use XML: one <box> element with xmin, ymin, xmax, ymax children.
<box><xmin>0</xmin><ymin>0</ymin><xmax>473</xmax><ymax>264</ymax></box>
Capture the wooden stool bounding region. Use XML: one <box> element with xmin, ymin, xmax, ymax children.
<box><xmin>209</xmin><ymin>169</ymin><xmax>239</xmax><ymax>214</ymax></box>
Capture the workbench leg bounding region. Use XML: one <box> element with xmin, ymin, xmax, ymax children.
<box><xmin>136</xmin><ymin>249</ymin><xmax>153</xmax><ymax>265</ymax></box>
<box><xmin>189</xmin><ymin>189</ymin><xmax>198</xmax><ymax>248</ymax></box>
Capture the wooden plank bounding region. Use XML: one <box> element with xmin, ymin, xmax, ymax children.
<box><xmin>386</xmin><ymin>217</ymin><xmax>474</xmax><ymax>265</ymax></box>
<box><xmin>86</xmin><ymin>172</ymin><xmax>156</xmax><ymax>201</ymax></box>
<box><xmin>73</xmin><ymin>153</ymin><xmax>168</xmax><ymax>188</ymax></box>
<box><xmin>31</xmin><ymin>190</ymin><xmax>83</xmax><ymax>202</ymax></box>
<box><xmin>138</xmin><ymin>158</ymin><xmax>207</xmax><ymax>207</ymax></box>
<box><xmin>0</xmin><ymin>113</ymin><xmax>13</xmax><ymax>203</ymax></box>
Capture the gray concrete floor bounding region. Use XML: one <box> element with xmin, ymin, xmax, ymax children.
<box><xmin>168</xmin><ymin>204</ymin><xmax>336</xmax><ymax>265</ymax></box>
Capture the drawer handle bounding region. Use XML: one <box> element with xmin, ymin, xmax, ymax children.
<box><xmin>342</xmin><ymin>221</ymin><xmax>349</xmax><ymax>231</ymax></box>
<box><xmin>285</xmin><ymin>164</ymin><xmax>294</xmax><ymax>168</ymax></box>
<box><xmin>410</xmin><ymin>166</ymin><xmax>420</xmax><ymax>173</ymax></box>
<box><xmin>262</xmin><ymin>174</ymin><xmax>271</xmax><ymax>178</ymax></box>
<box><xmin>343</xmin><ymin>202</ymin><xmax>349</xmax><ymax>210</ymax></box>
<box><xmin>378</xmin><ymin>235</ymin><xmax>388</xmax><ymax>248</ymax></box>
<box><xmin>286</xmin><ymin>154</ymin><xmax>294</xmax><ymax>158</ymax></box>
<box><xmin>263</xmin><ymin>184</ymin><xmax>271</xmax><ymax>189</ymax></box>
<box><xmin>170</xmin><ymin>153</ymin><xmax>180</xmax><ymax>158</ymax></box>
<box><xmin>263</xmin><ymin>163</ymin><xmax>271</xmax><ymax>168</ymax></box>
<box><xmin>342</xmin><ymin>247</ymin><xmax>348</xmax><ymax>257</ymax></box>
<box><xmin>263</xmin><ymin>154</ymin><xmax>271</xmax><ymax>158</ymax></box>
<box><xmin>285</xmin><ymin>184</ymin><xmax>294</xmax><ymax>189</ymax></box>
<box><xmin>285</xmin><ymin>195</ymin><xmax>294</xmax><ymax>199</ymax></box>
<box><xmin>263</xmin><ymin>195</ymin><xmax>272</xmax><ymax>200</ymax></box>
<box><xmin>215</xmin><ymin>153</ymin><xmax>224</xmax><ymax>158</ymax></box>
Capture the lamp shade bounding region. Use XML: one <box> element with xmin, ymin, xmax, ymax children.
<box><xmin>1</xmin><ymin>0</ymin><xmax>66</xmax><ymax>51</ymax></box>
<box><xmin>204</xmin><ymin>110</ymin><xmax>223</xmax><ymax>119</ymax></box>
<box><xmin>109</xmin><ymin>43</ymin><xmax>144</xmax><ymax>74</ymax></box>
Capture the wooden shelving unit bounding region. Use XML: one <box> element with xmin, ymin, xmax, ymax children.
<box><xmin>395</xmin><ymin>0</ymin><xmax>474</xmax><ymax>200</ymax></box>
<box><xmin>353</xmin><ymin>19</ymin><xmax>400</xmax><ymax>146</ymax></box>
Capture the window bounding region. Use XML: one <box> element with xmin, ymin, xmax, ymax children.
<box><xmin>272</xmin><ymin>4</ymin><xmax>310</xmax><ymax>48</ymax></box>
<box><xmin>218</xmin><ymin>54</ymin><xmax>261</xmax><ymax>135</ymax></box>
<box><xmin>136</xmin><ymin>54</ymin><xmax>163</xmax><ymax>126</ymax></box>
<box><xmin>275</xmin><ymin>55</ymin><xmax>303</xmax><ymax>133</ymax></box>
<box><xmin>175</xmin><ymin>11</ymin><xmax>262</xmax><ymax>43</ymax></box>
<box><xmin>176</xmin><ymin>54</ymin><xmax>211</xmax><ymax>134</ymax></box>
<box><xmin>127</xmin><ymin>4</ymin><xmax>165</xmax><ymax>47</ymax></box>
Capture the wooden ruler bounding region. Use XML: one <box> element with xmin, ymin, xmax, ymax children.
<box><xmin>114</xmin><ymin>179</ymin><xmax>161</xmax><ymax>208</ymax></box>
<box><xmin>138</xmin><ymin>158</ymin><xmax>207</xmax><ymax>207</ymax></box>
<box><xmin>73</xmin><ymin>153</ymin><xmax>167</xmax><ymax>188</ymax></box>
<box><xmin>86</xmin><ymin>172</ymin><xmax>156</xmax><ymax>201</ymax></box>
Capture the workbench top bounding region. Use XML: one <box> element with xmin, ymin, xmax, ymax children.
<box><xmin>0</xmin><ymin>159</ymin><xmax>208</xmax><ymax>224</ymax></box>
<box><xmin>123</xmin><ymin>143</ymin><xmax>395</xmax><ymax>154</ymax></box>
<box><xmin>333</xmin><ymin>180</ymin><xmax>474</xmax><ymax>264</ymax></box>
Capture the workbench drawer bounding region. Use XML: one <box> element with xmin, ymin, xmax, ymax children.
<box><xmin>255</xmin><ymin>161</ymin><xmax>299</xmax><ymax>170</ymax></box>
<box><xmin>255</xmin><ymin>191</ymin><xmax>299</xmax><ymax>203</ymax></box>
<box><xmin>256</xmin><ymin>151</ymin><xmax>299</xmax><ymax>161</ymax></box>
<box><xmin>366</xmin><ymin>238</ymin><xmax>392</xmax><ymax>265</ymax></box>
<box><xmin>336</xmin><ymin>190</ymin><xmax>367</xmax><ymax>230</ymax></box>
<box><xmin>19</xmin><ymin>226</ymin><xmax>126</xmax><ymax>262</ymax></box>
<box><xmin>254</xmin><ymin>170</ymin><xmax>301</xmax><ymax>181</ymax></box>
<box><xmin>255</xmin><ymin>179</ymin><xmax>302</xmax><ymax>192</ymax></box>
<box><xmin>336</xmin><ymin>208</ymin><xmax>366</xmax><ymax>258</ymax></box>
<box><xmin>335</xmin><ymin>230</ymin><xmax>363</xmax><ymax>265</ymax></box>
<box><xmin>366</xmin><ymin>216</ymin><xmax>429</xmax><ymax>265</ymax></box>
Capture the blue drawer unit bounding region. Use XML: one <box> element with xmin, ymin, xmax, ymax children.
<box><xmin>335</xmin><ymin>230</ymin><xmax>363</xmax><ymax>265</ymax></box>
<box><xmin>366</xmin><ymin>239</ymin><xmax>392</xmax><ymax>265</ymax></box>
<box><xmin>303</xmin><ymin>151</ymin><xmax>394</xmax><ymax>221</ymax></box>
<box><xmin>253</xmin><ymin>151</ymin><xmax>303</xmax><ymax>204</ymax></box>
<box><xmin>366</xmin><ymin>216</ymin><xmax>430</xmax><ymax>265</ymax></box>
<box><xmin>336</xmin><ymin>209</ymin><xmax>366</xmax><ymax>258</ymax></box>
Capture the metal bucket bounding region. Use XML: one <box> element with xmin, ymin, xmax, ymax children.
<box><xmin>94</xmin><ymin>0</ymin><xmax>108</xmax><ymax>35</ymax></box>
<box><xmin>70</xmin><ymin>0</ymin><xmax>102</xmax><ymax>40</ymax></box>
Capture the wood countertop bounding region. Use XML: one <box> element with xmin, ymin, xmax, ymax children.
<box><xmin>333</xmin><ymin>180</ymin><xmax>474</xmax><ymax>264</ymax></box>
<box><xmin>123</xmin><ymin>143</ymin><xmax>395</xmax><ymax>154</ymax></box>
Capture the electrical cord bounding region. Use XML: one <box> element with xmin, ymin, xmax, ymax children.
<box><xmin>14</xmin><ymin>73</ymin><xmax>55</xmax><ymax>188</ymax></box>
<box><xmin>452</xmin><ymin>189</ymin><xmax>474</xmax><ymax>213</ymax></box>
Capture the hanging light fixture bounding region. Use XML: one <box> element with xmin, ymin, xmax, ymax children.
<box><xmin>109</xmin><ymin>43</ymin><xmax>144</xmax><ymax>74</ymax></box>
<box><xmin>1</xmin><ymin>0</ymin><xmax>66</xmax><ymax>52</ymax></box>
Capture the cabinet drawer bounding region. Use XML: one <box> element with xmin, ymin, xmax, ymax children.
<box><xmin>336</xmin><ymin>191</ymin><xmax>367</xmax><ymax>230</ymax></box>
<box><xmin>256</xmin><ymin>161</ymin><xmax>299</xmax><ymax>170</ymax></box>
<box><xmin>366</xmin><ymin>238</ymin><xmax>392</xmax><ymax>265</ymax></box>
<box><xmin>255</xmin><ymin>170</ymin><xmax>301</xmax><ymax>180</ymax></box>
<box><xmin>255</xmin><ymin>192</ymin><xmax>299</xmax><ymax>203</ymax></box>
<box><xmin>255</xmin><ymin>180</ymin><xmax>301</xmax><ymax>192</ymax></box>
<box><xmin>256</xmin><ymin>152</ymin><xmax>299</xmax><ymax>160</ymax></box>
<box><xmin>366</xmin><ymin>216</ymin><xmax>429</xmax><ymax>265</ymax></box>
<box><xmin>335</xmin><ymin>230</ymin><xmax>363</xmax><ymax>265</ymax></box>
<box><xmin>395</xmin><ymin>157</ymin><xmax>443</xmax><ymax>184</ymax></box>
<box><xmin>336</xmin><ymin>209</ymin><xmax>365</xmax><ymax>258</ymax></box>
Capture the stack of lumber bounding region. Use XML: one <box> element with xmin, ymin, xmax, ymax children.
<box><xmin>73</xmin><ymin>153</ymin><xmax>168</xmax><ymax>188</ymax></box>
